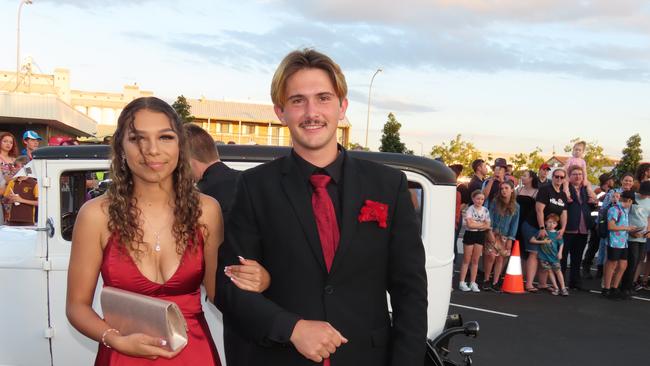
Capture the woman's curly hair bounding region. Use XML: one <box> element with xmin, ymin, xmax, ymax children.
<box><xmin>106</xmin><ymin>97</ymin><xmax>202</xmax><ymax>259</ymax></box>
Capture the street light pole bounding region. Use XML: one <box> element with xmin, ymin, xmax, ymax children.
<box><xmin>16</xmin><ymin>0</ymin><xmax>33</xmax><ymax>89</ymax></box>
<box><xmin>416</xmin><ymin>141</ymin><xmax>423</xmax><ymax>157</ymax></box>
<box><xmin>365</xmin><ymin>67</ymin><xmax>382</xmax><ymax>149</ymax></box>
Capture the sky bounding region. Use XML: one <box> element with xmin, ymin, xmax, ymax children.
<box><xmin>1</xmin><ymin>0</ymin><xmax>649</xmax><ymax>159</ymax></box>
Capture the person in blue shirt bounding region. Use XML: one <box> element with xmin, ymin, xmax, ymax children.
<box><xmin>602</xmin><ymin>190</ymin><xmax>637</xmax><ymax>299</ymax></box>
<box><xmin>21</xmin><ymin>130</ymin><xmax>42</xmax><ymax>161</ymax></box>
<box><xmin>484</xmin><ymin>180</ymin><xmax>520</xmax><ymax>292</ymax></box>
<box><xmin>530</xmin><ymin>213</ymin><xmax>568</xmax><ymax>296</ymax></box>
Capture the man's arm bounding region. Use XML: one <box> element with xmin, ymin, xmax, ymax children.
<box><xmin>387</xmin><ymin>172</ymin><xmax>428</xmax><ymax>365</ymax></box>
<box><xmin>214</xmin><ymin>175</ymin><xmax>301</xmax><ymax>345</ymax></box>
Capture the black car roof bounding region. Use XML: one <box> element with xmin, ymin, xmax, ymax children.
<box><xmin>33</xmin><ymin>145</ymin><xmax>456</xmax><ymax>185</ymax></box>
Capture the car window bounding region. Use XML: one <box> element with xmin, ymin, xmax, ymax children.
<box><xmin>60</xmin><ymin>170</ymin><xmax>110</xmax><ymax>241</ymax></box>
<box><xmin>408</xmin><ymin>181</ymin><xmax>424</xmax><ymax>236</ymax></box>
<box><xmin>58</xmin><ymin>171</ymin><xmax>425</xmax><ymax>240</ymax></box>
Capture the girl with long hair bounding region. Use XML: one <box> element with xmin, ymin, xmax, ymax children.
<box><xmin>66</xmin><ymin>97</ymin><xmax>269</xmax><ymax>365</ymax></box>
<box><xmin>0</xmin><ymin>132</ymin><xmax>18</xmax><ymax>178</ymax></box>
<box><xmin>484</xmin><ymin>180</ymin><xmax>520</xmax><ymax>291</ymax></box>
<box><xmin>0</xmin><ymin>132</ymin><xmax>19</xmax><ymax>223</ymax></box>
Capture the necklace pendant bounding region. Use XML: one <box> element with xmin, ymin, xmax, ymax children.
<box><xmin>153</xmin><ymin>232</ymin><xmax>161</xmax><ymax>252</ymax></box>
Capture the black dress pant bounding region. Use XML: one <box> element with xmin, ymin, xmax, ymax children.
<box><xmin>561</xmin><ymin>233</ymin><xmax>589</xmax><ymax>287</ymax></box>
<box><xmin>582</xmin><ymin>227</ymin><xmax>600</xmax><ymax>268</ymax></box>
<box><xmin>621</xmin><ymin>241</ymin><xmax>645</xmax><ymax>290</ymax></box>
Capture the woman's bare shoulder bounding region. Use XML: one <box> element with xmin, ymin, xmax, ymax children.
<box><xmin>76</xmin><ymin>195</ymin><xmax>110</xmax><ymax>230</ymax></box>
<box><xmin>198</xmin><ymin>193</ymin><xmax>221</xmax><ymax>215</ymax></box>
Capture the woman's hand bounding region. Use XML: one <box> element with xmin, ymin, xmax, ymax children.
<box><xmin>225</xmin><ymin>256</ymin><xmax>271</xmax><ymax>293</ymax></box>
<box><xmin>109</xmin><ymin>332</ymin><xmax>185</xmax><ymax>360</ymax></box>
<box><xmin>538</xmin><ymin>228</ymin><xmax>547</xmax><ymax>238</ymax></box>
<box><xmin>557</xmin><ymin>229</ymin><xmax>565</xmax><ymax>239</ymax></box>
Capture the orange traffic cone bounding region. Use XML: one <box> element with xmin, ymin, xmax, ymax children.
<box><xmin>502</xmin><ymin>240</ymin><xmax>525</xmax><ymax>294</ymax></box>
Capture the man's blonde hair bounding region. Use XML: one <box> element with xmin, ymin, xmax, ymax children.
<box><xmin>270</xmin><ymin>48</ymin><xmax>347</xmax><ymax>108</ymax></box>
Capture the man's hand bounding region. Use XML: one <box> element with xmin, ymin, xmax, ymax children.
<box><xmin>290</xmin><ymin>320</ymin><xmax>348</xmax><ymax>363</ymax></box>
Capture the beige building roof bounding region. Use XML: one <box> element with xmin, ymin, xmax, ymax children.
<box><xmin>188</xmin><ymin>98</ymin><xmax>351</xmax><ymax>127</ymax></box>
<box><xmin>0</xmin><ymin>92</ymin><xmax>97</xmax><ymax>136</ymax></box>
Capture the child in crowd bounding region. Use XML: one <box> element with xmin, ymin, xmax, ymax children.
<box><xmin>602</xmin><ymin>190</ymin><xmax>637</xmax><ymax>299</ymax></box>
<box><xmin>2</xmin><ymin>156</ymin><xmax>38</xmax><ymax>225</ymax></box>
<box><xmin>459</xmin><ymin>190</ymin><xmax>491</xmax><ymax>292</ymax></box>
<box><xmin>564</xmin><ymin>141</ymin><xmax>596</xmax><ymax>202</ymax></box>
<box><xmin>530</xmin><ymin>213</ymin><xmax>568</xmax><ymax>296</ymax></box>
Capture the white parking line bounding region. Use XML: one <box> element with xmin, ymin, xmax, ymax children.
<box><xmin>450</xmin><ymin>303</ymin><xmax>519</xmax><ymax>318</ymax></box>
<box><xmin>588</xmin><ymin>290</ymin><xmax>650</xmax><ymax>302</ymax></box>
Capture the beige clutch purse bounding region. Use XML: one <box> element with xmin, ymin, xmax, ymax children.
<box><xmin>100</xmin><ymin>286</ymin><xmax>188</xmax><ymax>351</ymax></box>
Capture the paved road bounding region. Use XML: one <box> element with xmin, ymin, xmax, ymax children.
<box><xmin>446</xmin><ymin>272</ymin><xmax>649</xmax><ymax>366</ymax></box>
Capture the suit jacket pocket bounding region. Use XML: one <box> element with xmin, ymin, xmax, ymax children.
<box><xmin>371</xmin><ymin>326</ymin><xmax>391</xmax><ymax>348</ymax></box>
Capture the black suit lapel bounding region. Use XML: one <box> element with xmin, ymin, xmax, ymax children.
<box><xmin>280</xmin><ymin>157</ymin><xmax>327</xmax><ymax>272</ymax></box>
<box><xmin>330</xmin><ymin>155</ymin><xmax>361</xmax><ymax>275</ymax></box>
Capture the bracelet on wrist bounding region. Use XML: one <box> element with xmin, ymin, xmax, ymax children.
<box><xmin>101</xmin><ymin>328</ymin><xmax>120</xmax><ymax>348</ymax></box>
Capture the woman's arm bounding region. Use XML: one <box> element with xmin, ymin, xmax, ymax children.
<box><xmin>199</xmin><ymin>194</ymin><xmax>223</xmax><ymax>303</ymax></box>
<box><xmin>535</xmin><ymin>201</ymin><xmax>547</xmax><ymax>237</ymax></box>
<box><xmin>66</xmin><ymin>198</ymin><xmax>108</xmax><ymax>344</ymax></box>
<box><xmin>529</xmin><ymin>236</ymin><xmax>548</xmax><ymax>245</ymax></box>
<box><xmin>559</xmin><ymin>210</ymin><xmax>568</xmax><ymax>238</ymax></box>
<box><xmin>506</xmin><ymin>207</ymin><xmax>520</xmax><ymax>240</ymax></box>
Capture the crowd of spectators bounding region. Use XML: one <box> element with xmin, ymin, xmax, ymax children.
<box><xmin>453</xmin><ymin>148</ymin><xmax>650</xmax><ymax>300</ymax></box>
<box><xmin>1</xmin><ymin>130</ymin><xmax>81</xmax><ymax>226</ymax></box>
<box><xmin>4</xmin><ymin>128</ymin><xmax>650</xmax><ymax>301</ymax></box>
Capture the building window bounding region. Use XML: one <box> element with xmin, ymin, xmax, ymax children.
<box><xmin>220</xmin><ymin>123</ymin><xmax>230</xmax><ymax>133</ymax></box>
<box><xmin>242</xmin><ymin>123</ymin><xmax>256</xmax><ymax>135</ymax></box>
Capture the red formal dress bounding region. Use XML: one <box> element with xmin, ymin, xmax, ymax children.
<box><xmin>95</xmin><ymin>233</ymin><xmax>221</xmax><ymax>366</ymax></box>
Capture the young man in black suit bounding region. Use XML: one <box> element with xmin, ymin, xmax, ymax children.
<box><xmin>184</xmin><ymin>124</ymin><xmax>241</xmax><ymax>224</ymax></box>
<box><xmin>215</xmin><ymin>49</ymin><xmax>427</xmax><ymax>366</ymax></box>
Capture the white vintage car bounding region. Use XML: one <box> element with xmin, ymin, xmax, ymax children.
<box><xmin>0</xmin><ymin>145</ymin><xmax>477</xmax><ymax>366</ymax></box>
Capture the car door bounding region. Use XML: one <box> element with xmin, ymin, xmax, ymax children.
<box><xmin>0</xmin><ymin>159</ymin><xmax>52</xmax><ymax>365</ymax></box>
<box><xmin>45</xmin><ymin>159</ymin><xmax>109</xmax><ymax>366</ymax></box>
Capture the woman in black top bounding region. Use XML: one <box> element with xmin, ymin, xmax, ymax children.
<box><xmin>523</xmin><ymin>168</ymin><xmax>568</xmax><ymax>291</ymax></box>
<box><xmin>516</xmin><ymin>170</ymin><xmax>539</xmax><ymax>261</ymax></box>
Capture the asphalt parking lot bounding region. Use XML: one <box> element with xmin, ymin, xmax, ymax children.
<box><xmin>446</xmin><ymin>270</ymin><xmax>649</xmax><ymax>366</ymax></box>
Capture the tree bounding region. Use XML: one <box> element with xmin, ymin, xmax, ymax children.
<box><xmin>510</xmin><ymin>147</ymin><xmax>546</xmax><ymax>178</ymax></box>
<box><xmin>613</xmin><ymin>134</ymin><xmax>643</xmax><ymax>180</ymax></box>
<box><xmin>172</xmin><ymin>95</ymin><xmax>194</xmax><ymax>124</ymax></box>
<box><xmin>348</xmin><ymin>142</ymin><xmax>369</xmax><ymax>151</ymax></box>
<box><xmin>563</xmin><ymin>138</ymin><xmax>612</xmax><ymax>184</ymax></box>
<box><xmin>379</xmin><ymin>113</ymin><xmax>411</xmax><ymax>154</ymax></box>
<box><xmin>430</xmin><ymin>134</ymin><xmax>482</xmax><ymax>177</ymax></box>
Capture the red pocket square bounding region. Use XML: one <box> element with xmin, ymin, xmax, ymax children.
<box><xmin>358</xmin><ymin>200</ymin><xmax>388</xmax><ymax>228</ymax></box>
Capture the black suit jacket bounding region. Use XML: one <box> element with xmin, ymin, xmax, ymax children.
<box><xmin>215</xmin><ymin>151</ymin><xmax>427</xmax><ymax>366</ymax></box>
<box><xmin>195</xmin><ymin>161</ymin><xmax>248</xmax><ymax>365</ymax></box>
<box><xmin>198</xmin><ymin>161</ymin><xmax>240</xmax><ymax>224</ymax></box>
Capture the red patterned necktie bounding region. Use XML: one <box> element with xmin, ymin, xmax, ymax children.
<box><xmin>309</xmin><ymin>174</ymin><xmax>340</xmax><ymax>366</ymax></box>
<box><xmin>310</xmin><ymin>174</ymin><xmax>340</xmax><ymax>272</ymax></box>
